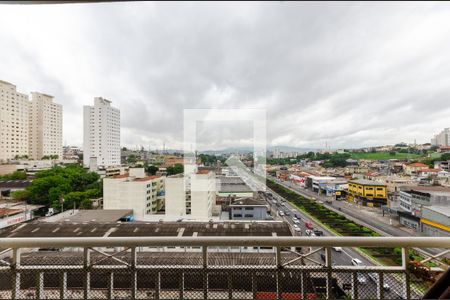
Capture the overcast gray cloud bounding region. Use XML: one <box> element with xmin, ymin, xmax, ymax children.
<box><xmin>1</xmin><ymin>2</ymin><xmax>450</xmax><ymax>150</ymax></box>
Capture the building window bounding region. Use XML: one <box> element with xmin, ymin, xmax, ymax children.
<box><xmin>245</xmin><ymin>207</ymin><xmax>254</xmax><ymax>210</ymax></box>
<box><xmin>233</xmin><ymin>214</ymin><xmax>242</xmax><ymax>218</ymax></box>
<box><xmin>244</xmin><ymin>214</ymin><xmax>253</xmax><ymax>218</ymax></box>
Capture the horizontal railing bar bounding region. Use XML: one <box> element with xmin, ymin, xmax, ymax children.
<box><xmin>1</xmin><ymin>236</ymin><xmax>450</xmax><ymax>248</ymax></box>
<box><xmin>7</xmin><ymin>265</ymin><xmax>411</xmax><ymax>272</ymax></box>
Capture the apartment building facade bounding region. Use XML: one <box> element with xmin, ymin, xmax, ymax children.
<box><xmin>103</xmin><ymin>168</ymin><xmax>164</xmax><ymax>219</ymax></box>
<box><xmin>0</xmin><ymin>80</ymin><xmax>30</xmax><ymax>162</ymax></box>
<box><xmin>165</xmin><ymin>170</ymin><xmax>216</xmax><ymax>220</ymax></box>
<box><xmin>83</xmin><ymin>97</ymin><xmax>120</xmax><ymax>168</ymax></box>
<box><xmin>28</xmin><ymin>92</ymin><xmax>63</xmax><ymax>159</ymax></box>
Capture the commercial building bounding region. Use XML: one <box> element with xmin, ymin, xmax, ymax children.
<box><xmin>165</xmin><ymin>170</ymin><xmax>216</xmax><ymax>220</ymax></box>
<box><xmin>398</xmin><ymin>186</ymin><xmax>450</xmax><ymax>231</ymax></box>
<box><xmin>229</xmin><ymin>197</ymin><xmax>269</xmax><ymax>220</ymax></box>
<box><xmin>420</xmin><ymin>205</ymin><xmax>450</xmax><ymax>237</ymax></box>
<box><xmin>431</xmin><ymin>128</ymin><xmax>450</xmax><ymax>147</ymax></box>
<box><xmin>28</xmin><ymin>92</ymin><xmax>63</xmax><ymax>160</ymax></box>
<box><xmin>346</xmin><ymin>179</ymin><xmax>387</xmax><ymax>207</ymax></box>
<box><xmin>83</xmin><ymin>97</ymin><xmax>120</xmax><ymax>168</ymax></box>
<box><xmin>0</xmin><ymin>80</ymin><xmax>29</xmax><ymax>162</ymax></box>
<box><xmin>103</xmin><ymin>168</ymin><xmax>164</xmax><ymax>219</ymax></box>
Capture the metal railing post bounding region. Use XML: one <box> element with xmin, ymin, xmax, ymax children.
<box><xmin>276</xmin><ymin>247</ymin><xmax>281</xmax><ymax>300</ymax></box>
<box><xmin>60</xmin><ymin>272</ymin><xmax>67</xmax><ymax>300</ymax></box>
<box><xmin>325</xmin><ymin>247</ymin><xmax>333</xmax><ymax>300</ymax></box>
<box><xmin>131</xmin><ymin>247</ymin><xmax>137</xmax><ymax>300</ymax></box>
<box><xmin>11</xmin><ymin>248</ymin><xmax>21</xmax><ymax>300</ymax></box>
<box><xmin>180</xmin><ymin>272</ymin><xmax>184</xmax><ymax>300</ymax></box>
<box><xmin>252</xmin><ymin>272</ymin><xmax>257</xmax><ymax>299</ymax></box>
<box><xmin>155</xmin><ymin>272</ymin><xmax>160</xmax><ymax>300</ymax></box>
<box><xmin>203</xmin><ymin>246</ymin><xmax>208</xmax><ymax>299</ymax></box>
<box><xmin>36</xmin><ymin>272</ymin><xmax>44</xmax><ymax>299</ymax></box>
<box><xmin>228</xmin><ymin>272</ymin><xmax>232</xmax><ymax>299</ymax></box>
<box><xmin>107</xmin><ymin>272</ymin><xmax>114</xmax><ymax>300</ymax></box>
<box><xmin>402</xmin><ymin>247</ymin><xmax>411</xmax><ymax>300</ymax></box>
<box><xmin>351</xmin><ymin>271</ymin><xmax>358</xmax><ymax>299</ymax></box>
<box><xmin>377</xmin><ymin>272</ymin><xmax>384</xmax><ymax>300</ymax></box>
<box><xmin>83</xmin><ymin>247</ymin><xmax>90</xmax><ymax>300</ymax></box>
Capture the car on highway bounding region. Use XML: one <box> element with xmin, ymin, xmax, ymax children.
<box><xmin>305</xmin><ymin>221</ymin><xmax>313</xmax><ymax>230</ymax></box>
<box><xmin>332</xmin><ymin>247</ymin><xmax>342</xmax><ymax>252</ymax></box>
<box><xmin>351</xmin><ymin>258</ymin><xmax>364</xmax><ymax>266</ymax></box>
<box><xmin>313</xmin><ymin>229</ymin><xmax>323</xmax><ymax>236</ymax></box>
<box><xmin>280</xmin><ymin>202</ymin><xmax>285</xmax><ymax>206</ymax></box>
<box><xmin>292</xmin><ymin>218</ymin><xmax>300</xmax><ymax>224</ymax></box>
<box><xmin>305</xmin><ymin>229</ymin><xmax>316</xmax><ymax>236</ymax></box>
<box><xmin>294</xmin><ymin>213</ymin><xmax>301</xmax><ymax>219</ymax></box>
<box><xmin>284</xmin><ymin>210</ymin><xmax>290</xmax><ymax>216</ymax></box>
<box><xmin>368</xmin><ymin>273</ymin><xmax>390</xmax><ymax>291</ymax></box>
<box><xmin>357</xmin><ymin>273</ymin><xmax>367</xmax><ymax>284</ymax></box>
<box><xmin>278</xmin><ymin>211</ymin><xmax>285</xmax><ymax>216</ymax></box>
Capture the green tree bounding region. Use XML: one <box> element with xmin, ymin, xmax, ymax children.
<box><xmin>80</xmin><ymin>198</ymin><xmax>93</xmax><ymax>209</ymax></box>
<box><xmin>0</xmin><ymin>171</ymin><xmax>27</xmax><ymax>180</ymax></box>
<box><xmin>167</xmin><ymin>163</ymin><xmax>184</xmax><ymax>175</ymax></box>
<box><xmin>146</xmin><ymin>165</ymin><xmax>159</xmax><ymax>175</ymax></box>
<box><xmin>127</xmin><ymin>154</ymin><xmax>137</xmax><ymax>164</ymax></box>
<box><xmin>21</xmin><ymin>165</ymin><xmax>101</xmax><ymax>211</ymax></box>
<box><xmin>11</xmin><ymin>190</ymin><xmax>30</xmax><ymax>201</ymax></box>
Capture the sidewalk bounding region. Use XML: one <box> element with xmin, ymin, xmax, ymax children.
<box><xmin>339</xmin><ymin>201</ymin><xmax>417</xmax><ymax>235</ymax></box>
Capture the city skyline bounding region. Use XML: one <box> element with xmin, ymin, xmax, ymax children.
<box><xmin>1</xmin><ymin>2</ymin><xmax>450</xmax><ymax>149</ymax></box>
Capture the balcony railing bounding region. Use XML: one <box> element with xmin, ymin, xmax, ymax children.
<box><xmin>0</xmin><ymin>236</ymin><xmax>449</xmax><ymax>299</ymax></box>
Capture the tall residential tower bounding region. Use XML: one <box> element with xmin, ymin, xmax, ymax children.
<box><xmin>28</xmin><ymin>92</ymin><xmax>63</xmax><ymax>159</ymax></box>
<box><xmin>83</xmin><ymin>97</ymin><xmax>120</xmax><ymax>168</ymax></box>
<box><xmin>0</xmin><ymin>80</ymin><xmax>30</xmax><ymax>162</ymax></box>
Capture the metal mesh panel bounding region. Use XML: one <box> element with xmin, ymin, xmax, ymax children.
<box><xmin>0</xmin><ymin>245</ymin><xmax>443</xmax><ymax>299</ymax></box>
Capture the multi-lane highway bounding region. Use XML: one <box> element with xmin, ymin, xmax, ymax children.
<box><xmin>234</xmin><ymin>169</ymin><xmax>408</xmax><ymax>299</ymax></box>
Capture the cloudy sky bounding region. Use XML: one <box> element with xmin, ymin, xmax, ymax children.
<box><xmin>1</xmin><ymin>2</ymin><xmax>450</xmax><ymax>151</ymax></box>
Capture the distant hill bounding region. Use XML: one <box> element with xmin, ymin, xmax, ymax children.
<box><xmin>200</xmin><ymin>146</ymin><xmax>317</xmax><ymax>155</ymax></box>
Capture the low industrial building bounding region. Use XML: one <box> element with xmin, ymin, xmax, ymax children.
<box><xmin>216</xmin><ymin>176</ymin><xmax>253</xmax><ymax>198</ymax></box>
<box><xmin>229</xmin><ymin>197</ymin><xmax>269</xmax><ymax>220</ymax></box>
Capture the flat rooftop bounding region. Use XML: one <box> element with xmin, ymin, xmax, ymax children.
<box><xmin>0</xmin><ymin>221</ymin><xmax>292</xmax><ymax>238</ymax></box>
<box><xmin>349</xmin><ymin>179</ymin><xmax>386</xmax><ymax>186</ymax></box>
<box><xmin>218</xmin><ymin>177</ymin><xmax>253</xmax><ymax>193</ymax></box>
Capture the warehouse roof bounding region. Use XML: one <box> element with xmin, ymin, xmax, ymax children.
<box><xmin>46</xmin><ymin>209</ymin><xmax>133</xmax><ymax>223</ymax></box>
<box><xmin>0</xmin><ymin>221</ymin><xmax>292</xmax><ymax>238</ymax></box>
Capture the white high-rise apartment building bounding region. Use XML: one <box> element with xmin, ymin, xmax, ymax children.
<box><xmin>83</xmin><ymin>97</ymin><xmax>120</xmax><ymax>168</ymax></box>
<box><xmin>431</xmin><ymin>128</ymin><xmax>450</xmax><ymax>147</ymax></box>
<box><xmin>28</xmin><ymin>92</ymin><xmax>63</xmax><ymax>160</ymax></box>
<box><xmin>0</xmin><ymin>80</ymin><xmax>30</xmax><ymax>162</ymax></box>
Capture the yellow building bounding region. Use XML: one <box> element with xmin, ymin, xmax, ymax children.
<box><xmin>346</xmin><ymin>179</ymin><xmax>387</xmax><ymax>207</ymax></box>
